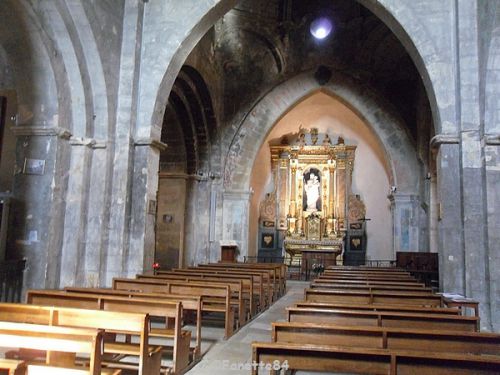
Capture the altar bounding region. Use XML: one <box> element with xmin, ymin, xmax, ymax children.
<box><xmin>284</xmin><ymin>237</ymin><xmax>343</xmax><ymax>279</ymax></box>
<box><xmin>257</xmin><ymin>128</ymin><xmax>367</xmax><ymax>273</ymax></box>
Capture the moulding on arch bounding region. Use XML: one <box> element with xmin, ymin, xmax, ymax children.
<box><xmin>134</xmin><ymin>138</ymin><xmax>168</xmax><ymax>151</ymax></box>
<box><xmin>430</xmin><ymin>134</ymin><xmax>460</xmax><ymax>149</ymax></box>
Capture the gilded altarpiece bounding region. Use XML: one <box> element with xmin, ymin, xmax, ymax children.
<box><xmin>259</xmin><ymin>128</ymin><xmax>367</xmax><ymax>266</ymax></box>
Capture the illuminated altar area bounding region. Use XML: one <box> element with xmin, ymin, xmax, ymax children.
<box><xmin>258</xmin><ymin>127</ymin><xmax>367</xmax><ymax>269</ymax></box>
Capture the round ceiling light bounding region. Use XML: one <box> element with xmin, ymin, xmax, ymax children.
<box><xmin>310</xmin><ymin>17</ymin><xmax>333</xmax><ymax>40</ymax></box>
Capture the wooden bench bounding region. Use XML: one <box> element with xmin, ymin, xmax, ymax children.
<box><xmin>272</xmin><ymin>321</ymin><xmax>500</xmax><ymax>355</ymax></box>
<box><xmin>310</xmin><ymin>282</ymin><xmax>432</xmax><ymax>293</ymax></box>
<box><xmin>141</xmin><ymin>272</ymin><xmax>256</xmax><ymax>317</ymax></box>
<box><xmin>64</xmin><ymin>287</ymin><xmax>202</xmax><ymax>359</ymax></box>
<box><xmin>136</xmin><ymin>274</ymin><xmax>249</xmax><ymax>324</ymax></box>
<box><xmin>294</xmin><ymin>302</ymin><xmax>462</xmax><ymax>315</ymax></box>
<box><xmin>186</xmin><ymin>266</ymin><xmax>272</xmax><ymax>308</ymax></box>
<box><xmin>170</xmin><ymin>267</ymin><xmax>269</xmax><ymax>312</ymax></box>
<box><xmin>320</xmin><ymin>274</ymin><xmax>417</xmax><ymax>281</ymax></box>
<box><xmin>211</xmin><ymin>262</ymin><xmax>287</xmax><ymax>297</ymax></box>
<box><xmin>22</xmin><ymin>292</ymin><xmax>187</xmax><ymax>374</ymax></box>
<box><xmin>197</xmin><ymin>264</ymin><xmax>279</xmax><ymax>302</ymax></box>
<box><xmin>0</xmin><ymin>321</ymin><xmax>111</xmax><ymax>375</ymax></box>
<box><xmin>201</xmin><ymin>262</ymin><xmax>285</xmax><ymax>299</ymax></box>
<box><xmin>315</xmin><ymin>278</ymin><xmax>425</xmax><ymax>287</ymax></box>
<box><xmin>305</xmin><ymin>288</ymin><xmax>444</xmax><ymax>306</ymax></box>
<box><xmin>327</xmin><ymin>266</ymin><xmax>404</xmax><ymax>272</ymax></box>
<box><xmin>112</xmin><ymin>278</ymin><xmax>235</xmax><ymax>339</ymax></box>
<box><xmin>287</xmin><ymin>307</ymin><xmax>479</xmax><ymax>331</ymax></box>
<box><xmin>0</xmin><ymin>359</ymin><xmax>26</xmax><ymax>375</ymax></box>
<box><xmin>251</xmin><ymin>341</ymin><xmax>500</xmax><ymax>374</ymax></box>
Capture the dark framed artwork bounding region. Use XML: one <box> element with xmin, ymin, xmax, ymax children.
<box><xmin>23</xmin><ymin>158</ymin><xmax>45</xmax><ymax>175</ymax></box>
<box><xmin>261</xmin><ymin>233</ymin><xmax>274</xmax><ymax>249</ymax></box>
<box><xmin>350</xmin><ymin>236</ymin><xmax>363</xmax><ymax>250</ymax></box>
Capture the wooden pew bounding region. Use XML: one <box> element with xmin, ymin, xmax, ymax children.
<box><xmin>112</xmin><ymin>278</ymin><xmax>235</xmax><ymax>339</ymax></box>
<box><xmin>315</xmin><ymin>278</ymin><xmax>425</xmax><ymax>287</ymax></box>
<box><xmin>196</xmin><ymin>264</ymin><xmax>279</xmax><ymax>301</ymax></box>
<box><xmin>64</xmin><ymin>287</ymin><xmax>202</xmax><ymax>358</ymax></box>
<box><xmin>185</xmin><ymin>267</ymin><xmax>272</xmax><ymax>308</ymax></box>
<box><xmin>327</xmin><ymin>265</ymin><xmax>404</xmax><ymax>272</ymax></box>
<box><xmin>287</xmin><ymin>307</ymin><xmax>479</xmax><ymax>331</ymax></box>
<box><xmin>141</xmin><ymin>272</ymin><xmax>256</xmax><ymax>317</ymax></box>
<box><xmin>309</xmin><ymin>282</ymin><xmax>433</xmax><ymax>293</ymax></box>
<box><xmin>0</xmin><ymin>359</ymin><xmax>26</xmax><ymax>375</ymax></box>
<box><xmin>0</xmin><ymin>321</ymin><xmax>109</xmax><ymax>375</ymax></box>
<box><xmin>215</xmin><ymin>262</ymin><xmax>286</xmax><ymax>297</ymax></box>
<box><xmin>272</xmin><ymin>322</ymin><xmax>500</xmax><ymax>355</ymax></box>
<box><xmin>305</xmin><ymin>288</ymin><xmax>444</xmax><ymax>306</ymax></box>
<box><xmin>251</xmin><ymin>342</ymin><xmax>500</xmax><ymax>374</ymax></box>
<box><xmin>294</xmin><ymin>302</ymin><xmax>462</xmax><ymax>315</ymax></box>
<box><xmin>319</xmin><ymin>274</ymin><xmax>417</xmax><ymax>281</ymax></box>
<box><xmin>324</xmin><ymin>267</ymin><xmax>410</xmax><ymax>274</ymax></box>
<box><xmin>23</xmin><ymin>292</ymin><xmax>187</xmax><ymax>374</ymax></box>
<box><xmin>200</xmin><ymin>263</ymin><xmax>285</xmax><ymax>300</ymax></box>
<box><xmin>135</xmin><ymin>274</ymin><xmax>250</xmax><ymax>324</ymax></box>
<box><xmin>169</xmin><ymin>267</ymin><xmax>269</xmax><ymax>312</ymax></box>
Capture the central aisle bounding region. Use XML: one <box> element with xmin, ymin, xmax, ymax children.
<box><xmin>187</xmin><ymin>280</ymin><xmax>308</xmax><ymax>374</ymax></box>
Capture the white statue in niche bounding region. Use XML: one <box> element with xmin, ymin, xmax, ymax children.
<box><xmin>303</xmin><ymin>171</ymin><xmax>321</xmax><ymax>212</ymax></box>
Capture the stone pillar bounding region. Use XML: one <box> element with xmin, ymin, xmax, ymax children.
<box><xmin>433</xmin><ymin>141</ymin><xmax>465</xmax><ymax>291</ymax></box>
<box><xmin>11</xmin><ymin>127</ymin><xmax>72</xmax><ymax>290</ymax></box>
<box><xmin>453</xmin><ymin>0</ymin><xmax>491</xmax><ymax>330</ymax></box>
<box><xmin>485</xmin><ymin>139</ymin><xmax>500</xmax><ymax>331</ymax></box>
<box><xmin>221</xmin><ymin>190</ymin><xmax>251</xmax><ymax>260</ymax></box>
<box><xmin>127</xmin><ymin>141</ymin><xmax>163</xmax><ymax>277</ymax></box>
<box><xmin>388</xmin><ymin>193</ymin><xmax>421</xmax><ymax>255</ymax></box>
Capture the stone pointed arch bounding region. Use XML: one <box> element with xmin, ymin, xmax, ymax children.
<box><xmin>223</xmin><ymin>70</ymin><xmax>419</xmax><ymax>195</ymax></box>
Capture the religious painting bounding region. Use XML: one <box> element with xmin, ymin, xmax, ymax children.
<box><xmin>261</xmin><ymin>233</ymin><xmax>274</xmax><ymax>249</ymax></box>
<box><xmin>303</xmin><ymin>168</ymin><xmax>322</xmax><ymax>212</ymax></box>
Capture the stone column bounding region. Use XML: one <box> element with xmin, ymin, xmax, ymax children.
<box><xmin>127</xmin><ymin>141</ymin><xmax>164</xmax><ymax>277</ymax></box>
<box><xmin>451</xmin><ymin>0</ymin><xmax>491</xmax><ymax>330</ymax></box>
<box><xmin>388</xmin><ymin>193</ymin><xmax>421</xmax><ymax>255</ymax></box>
<box><xmin>485</xmin><ymin>138</ymin><xmax>500</xmax><ymax>331</ymax></box>
<box><xmin>327</xmin><ymin>160</ymin><xmax>335</xmax><ymax>235</ymax></box>
<box><xmin>221</xmin><ymin>190</ymin><xmax>251</xmax><ymax>260</ymax></box>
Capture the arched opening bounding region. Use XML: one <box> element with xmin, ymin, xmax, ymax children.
<box><xmin>249</xmin><ymin>91</ymin><xmax>393</xmax><ymax>261</ymax></box>
<box><xmin>153</xmin><ymin>0</ymin><xmax>436</xmax><ymax>267</ymax></box>
<box><xmin>156</xmin><ymin>65</ymin><xmax>217</xmax><ymax>269</ymax></box>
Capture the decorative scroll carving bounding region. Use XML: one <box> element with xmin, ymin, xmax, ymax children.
<box><xmin>259</xmin><ymin>193</ymin><xmax>276</xmax><ymax>222</ymax></box>
<box><xmin>348</xmin><ymin>194</ymin><xmax>366</xmax><ymax>222</ymax></box>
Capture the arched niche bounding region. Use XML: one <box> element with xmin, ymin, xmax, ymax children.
<box><xmin>248</xmin><ymin>91</ymin><xmax>395</xmax><ymax>261</ymax></box>
<box><xmin>223</xmin><ymin>70</ymin><xmax>422</xmax><ymax>259</ymax></box>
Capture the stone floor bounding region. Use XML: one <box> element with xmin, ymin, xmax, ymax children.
<box><xmin>186</xmin><ymin>280</ymin><xmax>309</xmax><ymax>374</ymax></box>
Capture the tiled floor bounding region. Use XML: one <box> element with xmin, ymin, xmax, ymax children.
<box><xmin>186</xmin><ymin>280</ymin><xmax>308</xmax><ymax>374</ymax></box>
